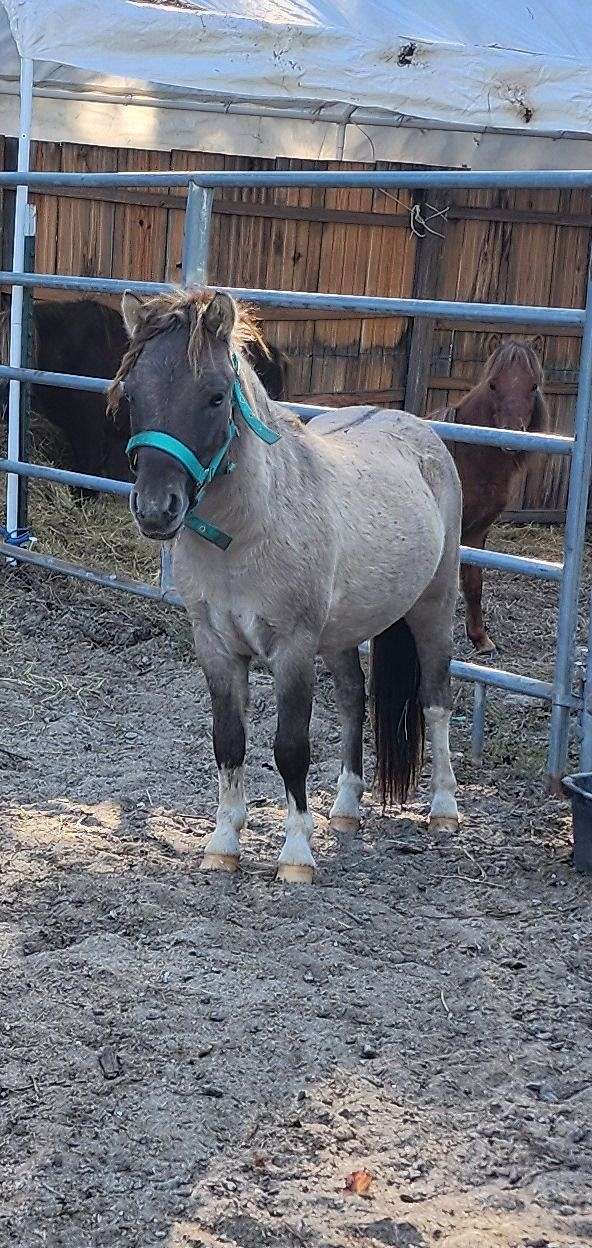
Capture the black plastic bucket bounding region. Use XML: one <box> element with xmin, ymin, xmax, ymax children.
<box><xmin>562</xmin><ymin>773</ymin><xmax>592</xmax><ymax>872</ymax></box>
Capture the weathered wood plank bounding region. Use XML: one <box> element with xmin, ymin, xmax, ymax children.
<box><xmin>27</xmin><ymin>185</ymin><xmax>592</xmax><ymax>231</ymax></box>
<box><xmin>28</xmin><ymin>140</ymin><xmax>61</xmax><ymax>278</ymax></box>
<box><xmin>1</xmin><ymin>135</ymin><xmax>15</xmax><ymax>274</ymax></box>
<box><xmin>427</xmin><ymin>375</ymin><xmax>577</xmax><ymax>396</ymax></box>
<box><xmin>500</xmin><ymin>509</ymin><xmax>567</xmax><ymax>524</ymax></box>
<box><xmin>112</xmin><ymin>148</ymin><xmax>171</xmax><ymax>282</ymax></box>
<box><xmin>404</xmin><ymin>191</ymin><xmax>448</xmax><ymax>416</ymax></box>
<box><xmin>56</xmin><ymin>143</ymin><xmax>117</xmax><ymax>278</ymax></box>
<box><xmin>448</xmin><ymin>205</ymin><xmax>592</xmax><ymax>228</ymax></box>
<box><xmin>290</xmin><ymin>387</ymin><xmax>404</xmax><ymax>406</ymax></box>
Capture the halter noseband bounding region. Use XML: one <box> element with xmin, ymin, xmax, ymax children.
<box><xmin>126</xmin><ymin>354</ymin><xmax>279</xmax><ymax>550</ymax></box>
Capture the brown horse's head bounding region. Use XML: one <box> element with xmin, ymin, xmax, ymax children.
<box><xmin>108</xmin><ymin>289</ymin><xmax>264</xmax><ymax>540</ymax></box>
<box><xmin>481</xmin><ymin>337</ymin><xmax>548</xmax><ymax>434</ymax></box>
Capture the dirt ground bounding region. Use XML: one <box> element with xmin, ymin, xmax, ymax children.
<box><xmin>1</xmin><ymin>492</ymin><xmax>591</xmax><ymax>1248</ymax></box>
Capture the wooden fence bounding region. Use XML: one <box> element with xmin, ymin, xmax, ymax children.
<box><xmin>1</xmin><ymin>136</ymin><xmax>590</xmax><ymax>516</ymax></box>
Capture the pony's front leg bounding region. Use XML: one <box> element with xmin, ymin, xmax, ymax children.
<box><xmin>200</xmin><ymin>652</ymin><xmax>250</xmax><ymax>873</ymax></box>
<box><xmin>272</xmin><ymin>648</ymin><xmax>316</xmax><ymax>885</ymax></box>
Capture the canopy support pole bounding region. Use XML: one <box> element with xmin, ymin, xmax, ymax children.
<box><xmin>5</xmin><ymin>56</ymin><xmax>34</xmax><ymax>542</ymax></box>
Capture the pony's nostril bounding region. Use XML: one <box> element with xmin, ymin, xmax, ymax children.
<box><xmin>165</xmin><ymin>492</ymin><xmax>181</xmax><ymax>517</ymax></box>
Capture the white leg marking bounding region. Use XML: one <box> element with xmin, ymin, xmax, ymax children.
<box><xmin>202</xmin><ymin>766</ymin><xmax>246</xmax><ymax>868</ymax></box>
<box><xmin>425</xmin><ymin>707</ymin><xmax>458</xmax><ymax>829</ymax></box>
<box><xmin>330</xmin><ymin>769</ymin><xmax>364</xmax><ymax>830</ymax></box>
<box><xmin>277</xmin><ymin>795</ymin><xmax>316</xmax><ymax>883</ymax></box>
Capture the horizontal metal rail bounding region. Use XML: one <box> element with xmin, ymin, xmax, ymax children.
<box><xmin>459</xmin><ymin>547</ymin><xmax>563</xmax><ymax>581</ymax></box>
<box><xmin>0</xmin><ymin>457</ymin><xmax>566</xmax><ymax>583</ymax></box>
<box><xmin>0</xmin><ymin>372</ymin><xmax>576</xmax><ymax>458</ymax></box>
<box><xmin>428</xmin><ymin>422</ymin><xmax>573</xmax><ymax>456</ymax></box>
<box><xmin>0</xmin><ymin>271</ymin><xmax>584</xmax><ymax>331</ymax></box>
<box><xmin>0</xmin><ymin>272</ymin><xmax>175</xmax><ymax>299</ymax></box>
<box><xmin>225</xmin><ymin>286</ymin><xmax>585</xmax><ymax>331</ymax></box>
<box><xmin>0</xmin><ymin>540</ymin><xmax>183</xmax><ymax>605</ymax></box>
<box><xmin>0</xmin><ymin>362</ymin><xmax>109</xmax><ymax>393</ymax></box>
<box><xmin>3</xmin><ymin>170</ymin><xmax>592</xmax><ymax>191</ymax></box>
<box><xmin>0</xmin><ymin>457</ymin><xmax>131</xmax><ymax>497</ymax></box>
<box><xmin>450</xmin><ymin>659</ymin><xmax>573</xmax><ymax>706</ymax></box>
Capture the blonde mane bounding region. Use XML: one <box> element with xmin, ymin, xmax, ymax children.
<box><xmin>107</xmin><ymin>289</ymin><xmax>267</xmax><ymax>415</ymax></box>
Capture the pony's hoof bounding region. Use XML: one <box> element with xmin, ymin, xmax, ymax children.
<box><xmin>428</xmin><ymin>816</ymin><xmax>459</xmax><ymax>835</ymax></box>
<box><xmin>200</xmin><ymin>852</ymin><xmax>240</xmax><ymax>873</ymax></box>
<box><xmin>474</xmin><ymin>636</ymin><xmax>497</xmax><ymax>657</ymax></box>
<box><xmin>276</xmin><ymin>862</ymin><xmax>315</xmax><ymax>885</ymax></box>
<box><xmin>330</xmin><ymin>815</ymin><xmax>360</xmax><ymax>834</ymax></box>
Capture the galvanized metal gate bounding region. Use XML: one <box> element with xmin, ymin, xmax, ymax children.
<box><xmin>1</xmin><ymin>167</ymin><xmax>592</xmax><ymax>783</ymax></box>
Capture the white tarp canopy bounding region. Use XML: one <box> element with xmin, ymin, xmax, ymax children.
<box><xmin>2</xmin><ymin>0</ymin><xmax>592</xmax><ymax>166</ymax></box>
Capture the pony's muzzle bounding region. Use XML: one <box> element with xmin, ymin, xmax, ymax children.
<box><xmin>130</xmin><ymin>485</ymin><xmax>187</xmax><ymax>540</ymax></box>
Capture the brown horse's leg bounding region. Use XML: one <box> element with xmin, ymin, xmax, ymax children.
<box><xmin>461</xmin><ymin>531</ymin><xmax>497</xmax><ymax>656</ymax></box>
<box><xmin>324</xmin><ymin>647</ymin><xmax>365</xmax><ymax>833</ymax></box>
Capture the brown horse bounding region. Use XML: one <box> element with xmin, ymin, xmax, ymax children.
<box><xmin>430</xmin><ymin>339</ymin><xmax>549</xmax><ymax>655</ymax></box>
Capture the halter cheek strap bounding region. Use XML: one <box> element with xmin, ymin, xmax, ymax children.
<box><xmin>125</xmin><ymin>358</ymin><xmax>280</xmax><ymax>549</ymax></box>
<box><xmin>231</xmin><ymin>354</ymin><xmax>280</xmax><ymax>446</ymax></box>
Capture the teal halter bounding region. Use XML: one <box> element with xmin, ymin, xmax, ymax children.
<box><xmin>126</xmin><ymin>355</ymin><xmax>280</xmax><ymax>550</ymax></box>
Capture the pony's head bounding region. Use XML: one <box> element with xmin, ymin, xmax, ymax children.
<box><xmin>108</xmin><ymin>289</ymin><xmax>265</xmax><ymax>540</ymax></box>
<box><xmin>482</xmin><ymin>336</ymin><xmax>548</xmax><ymax>434</ymax></box>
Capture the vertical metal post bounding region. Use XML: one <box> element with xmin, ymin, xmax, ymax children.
<box><xmin>182</xmin><ymin>181</ymin><xmax>214</xmax><ymax>287</ymax></box>
<box><xmin>547</xmin><ymin>259</ymin><xmax>592</xmax><ymax>786</ymax></box>
<box><xmin>580</xmin><ymin>590</ymin><xmax>592</xmax><ymax>772</ymax></box>
<box><xmin>160</xmin><ymin>181</ymin><xmax>214</xmax><ymax>595</ymax></box>
<box><xmin>5</xmin><ymin>56</ymin><xmax>33</xmax><ymax>540</ymax></box>
<box><xmin>471</xmin><ymin>682</ymin><xmax>487</xmax><ymax>764</ymax></box>
<box><xmin>17</xmin><ymin>204</ymin><xmax>36</xmax><ymax>534</ymax></box>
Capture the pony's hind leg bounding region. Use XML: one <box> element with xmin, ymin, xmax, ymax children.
<box><xmin>406</xmin><ymin>594</ymin><xmax>459</xmax><ymax>836</ymax></box>
<box><xmin>272</xmin><ymin>645</ymin><xmax>316</xmax><ymax>884</ymax></box>
<box><xmin>324</xmin><ymin>648</ymin><xmax>365</xmax><ymax>833</ymax></box>
<box><xmin>200</xmin><ymin>652</ymin><xmax>250</xmax><ymax>873</ymax></box>
<box><xmin>424</xmin><ymin>705</ymin><xmax>458</xmax><ymax>834</ymax></box>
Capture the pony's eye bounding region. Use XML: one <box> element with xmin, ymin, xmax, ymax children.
<box><xmin>489</xmin><ymin>381</ymin><xmax>496</xmax><ymax>391</ymax></box>
<box><xmin>210</xmin><ymin>393</ymin><xmax>225</xmax><ymax>408</ymax></box>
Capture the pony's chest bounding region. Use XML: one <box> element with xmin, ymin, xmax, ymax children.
<box><xmin>173</xmin><ymin>546</ymin><xmax>283</xmax><ymax>656</ymax></box>
<box><xmin>211</xmin><ymin>595</ymin><xmax>279</xmax><ymax>656</ymax></box>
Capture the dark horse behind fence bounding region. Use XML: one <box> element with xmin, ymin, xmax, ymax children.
<box><xmin>429</xmin><ymin>338</ymin><xmax>549</xmax><ymax>656</ymax></box>
<box><xmin>0</xmin><ymin>297</ymin><xmax>290</xmax><ymax>486</ymax></box>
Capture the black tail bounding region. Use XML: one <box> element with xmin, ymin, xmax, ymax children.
<box><xmin>370</xmin><ymin>618</ymin><xmax>425</xmax><ymax>807</ymax></box>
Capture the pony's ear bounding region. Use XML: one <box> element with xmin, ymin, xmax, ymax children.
<box><xmin>202</xmin><ymin>291</ymin><xmax>236</xmax><ymax>340</ymax></box>
<box><xmin>121</xmin><ymin>291</ymin><xmax>147</xmax><ymax>339</ymax></box>
<box><xmin>485</xmin><ymin>332</ymin><xmax>502</xmax><ymax>358</ymax></box>
<box><xmin>530</xmin><ymin>334</ymin><xmax>544</xmax><ymax>358</ymax></box>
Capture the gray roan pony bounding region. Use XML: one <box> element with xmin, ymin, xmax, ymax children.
<box><xmin>109</xmin><ymin>289</ymin><xmax>462</xmax><ymax>884</ymax></box>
